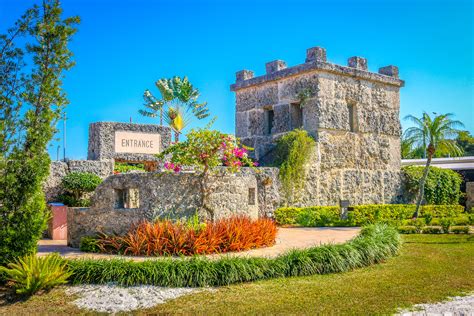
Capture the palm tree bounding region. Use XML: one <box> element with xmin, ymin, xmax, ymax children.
<box><xmin>139</xmin><ymin>76</ymin><xmax>210</xmax><ymax>142</ymax></box>
<box><xmin>403</xmin><ymin>112</ymin><xmax>464</xmax><ymax>217</ymax></box>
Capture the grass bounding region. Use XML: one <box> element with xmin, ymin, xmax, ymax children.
<box><xmin>0</xmin><ymin>234</ymin><xmax>472</xmax><ymax>315</ymax></box>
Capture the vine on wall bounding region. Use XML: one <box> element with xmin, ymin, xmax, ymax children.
<box><xmin>273</xmin><ymin>129</ymin><xmax>315</xmax><ymax>205</ymax></box>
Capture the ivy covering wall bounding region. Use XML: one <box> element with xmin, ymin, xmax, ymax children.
<box><xmin>402</xmin><ymin>166</ymin><xmax>463</xmax><ymax>205</ymax></box>
<box><xmin>273</xmin><ymin>129</ymin><xmax>315</xmax><ymax>205</ymax></box>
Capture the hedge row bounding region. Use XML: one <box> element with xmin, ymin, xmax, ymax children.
<box><xmin>67</xmin><ymin>224</ymin><xmax>400</xmax><ymax>287</ymax></box>
<box><xmin>274</xmin><ymin>204</ymin><xmax>465</xmax><ymax>226</ymax></box>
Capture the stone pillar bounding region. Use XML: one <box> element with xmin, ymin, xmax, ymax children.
<box><xmin>348</xmin><ymin>56</ymin><xmax>368</xmax><ymax>70</ymax></box>
<box><xmin>236</xmin><ymin>70</ymin><xmax>254</xmax><ymax>82</ymax></box>
<box><xmin>306</xmin><ymin>46</ymin><xmax>327</xmax><ymax>63</ymax></box>
<box><xmin>265</xmin><ymin>60</ymin><xmax>287</xmax><ymax>73</ymax></box>
<box><xmin>378</xmin><ymin>65</ymin><xmax>399</xmax><ymax>78</ymax></box>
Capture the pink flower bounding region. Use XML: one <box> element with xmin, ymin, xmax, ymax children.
<box><xmin>173</xmin><ymin>165</ymin><xmax>181</xmax><ymax>173</ymax></box>
<box><xmin>232</xmin><ymin>160</ymin><xmax>242</xmax><ymax>167</ymax></box>
<box><xmin>253</xmin><ymin>161</ymin><xmax>259</xmax><ymax>167</ymax></box>
<box><xmin>164</xmin><ymin>162</ymin><xmax>175</xmax><ymax>170</ymax></box>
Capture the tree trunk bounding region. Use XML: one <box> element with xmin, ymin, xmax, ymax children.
<box><xmin>174</xmin><ymin>131</ymin><xmax>180</xmax><ymax>143</ymax></box>
<box><xmin>413</xmin><ymin>146</ymin><xmax>434</xmax><ymax>218</ymax></box>
<box><xmin>198</xmin><ymin>168</ymin><xmax>215</xmax><ymax>221</ymax></box>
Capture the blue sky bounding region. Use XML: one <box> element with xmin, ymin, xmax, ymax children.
<box><xmin>1</xmin><ymin>0</ymin><xmax>473</xmax><ymax>159</ymax></box>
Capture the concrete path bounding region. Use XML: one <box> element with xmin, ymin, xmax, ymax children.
<box><xmin>37</xmin><ymin>227</ymin><xmax>360</xmax><ymax>260</ymax></box>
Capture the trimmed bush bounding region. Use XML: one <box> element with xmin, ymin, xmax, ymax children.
<box><xmin>60</xmin><ymin>172</ymin><xmax>102</xmax><ymax>207</ymax></box>
<box><xmin>402</xmin><ymin>166</ymin><xmax>463</xmax><ymax>205</ymax></box>
<box><xmin>397</xmin><ymin>226</ymin><xmax>418</xmax><ymax>234</ymax></box>
<box><xmin>275</xmin><ymin>204</ymin><xmax>465</xmax><ymax>227</ymax></box>
<box><xmin>274</xmin><ymin>207</ymin><xmax>302</xmax><ymax>225</ymax></box>
<box><xmin>450</xmin><ymin>226</ymin><xmax>470</xmax><ymax>234</ymax></box>
<box><xmin>421</xmin><ymin>205</ymin><xmax>464</xmax><ymax>218</ymax></box>
<box><xmin>89</xmin><ymin>216</ymin><xmax>277</xmax><ymax>256</ymax></box>
<box><xmin>0</xmin><ymin>253</ymin><xmax>71</xmax><ymax>295</ymax></box>
<box><xmin>422</xmin><ymin>226</ymin><xmax>443</xmax><ymax>234</ymax></box>
<box><xmin>274</xmin><ymin>206</ymin><xmax>340</xmax><ymax>226</ymax></box>
<box><xmin>66</xmin><ymin>224</ymin><xmax>400</xmax><ymax>287</ymax></box>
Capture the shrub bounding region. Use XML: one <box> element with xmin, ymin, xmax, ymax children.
<box><xmin>397</xmin><ymin>226</ymin><xmax>418</xmax><ymax>234</ymax></box>
<box><xmin>60</xmin><ymin>172</ymin><xmax>102</xmax><ymax>207</ymax></box>
<box><xmin>440</xmin><ymin>218</ymin><xmax>454</xmax><ymax>233</ymax></box>
<box><xmin>421</xmin><ymin>205</ymin><xmax>464</xmax><ymax>218</ymax></box>
<box><xmin>274</xmin><ymin>207</ymin><xmax>302</xmax><ymax>225</ymax></box>
<box><xmin>79</xmin><ymin>237</ymin><xmax>100</xmax><ymax>253</ymax></box>
<box><xmin>296</xmin><ymin>207</ymin><xmax>340</xmax><ymax>227</ymax></box>
<box><xmin>114</xmin><ymin>162</ymin><xmax>145</xmax><ymax>174</ymax></box>
<box><xmin>422</xmin><ymin>226</ymin><xmax>443</xmax><ymax>234</ymax></box>
<box><xmin>274</xmin><ymin>206</ymin><xmax>340</xmax><ymax>226</ymax></box>
<box><xmin>349</xmin><ymin>205</ymin><xmax>415</xmax><ymax>225</ymax></box>
<box><xmin>273</xmin><ymin>129</ymin><xmax>315</xmax><ymax>204</ymax></box>
<box><xmin>450</xmin><ymin>226</ymin><xmax>470</xmax><ymax>234</ymax></box>
<box><xmin>402</xmin><ymin>166</ymin><xmax>463</xmax><ymax>205</ymax></box>
<box><xmin>89</xmin><ymin>216</ymin><xmax>277</xmax><ymax>256</ymax></box>
<box><xmin>67</xmin><ymin>224</ymin><xmax>400</xmax><ymax>287</ymax></box>
<box><xmin>0</xmin><ymin>253</ymin><xmax>71</xmax><ymax>295</ymax></box>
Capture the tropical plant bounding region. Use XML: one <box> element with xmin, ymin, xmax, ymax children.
<box><xmin>0</xmin><ymin>253</ymin><xmax>71</xmax><ymax>295</ymax></box>
<box><xmin>0</xmin><ymin>0</ymin><xmax>79</xmax><ymax>265</ymax></box>
<box><xmin>403</xmin><ymin>112</ymin><xmax>464</xmax><ymax>218</ymax></box>
<box><xmin>140</xmin><ymin>76</ymin><xmax>210</xmax><ymax>142</ymax></box>
<box><xmin>85</xmin><ymin>216</ymin><xmax>277</xmax><ymax>256</ymax></box>
<box><xmin>157</xmin><ymin>127</ymin><xmax>256</xmax><ymax>220</ymax></box>
<box><xmin>273</xmin><ymin>129</ymin><xmax>315</xmax><ymax>204</ymax></box>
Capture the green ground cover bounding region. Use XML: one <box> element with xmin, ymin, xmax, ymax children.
<box><xmin>0</xmin><ymin>234</ymin><xmax>472</xmax><ymax>315</ymax></box>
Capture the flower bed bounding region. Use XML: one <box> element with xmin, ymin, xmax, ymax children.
<box><xmin>80</xmin><ymin>216</ymin><xmax>277</xmax><ymax>256</ymax></box>
<box><xmin>68</xmin><ymin>224</ymin><xmax>400</xmax><ymax>287</ymax></box>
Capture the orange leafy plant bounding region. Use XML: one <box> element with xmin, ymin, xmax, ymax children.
<box><xmin>96</xmin><ymin>216</ymin><xmax>277</xmax><ymax>256</ymax></box>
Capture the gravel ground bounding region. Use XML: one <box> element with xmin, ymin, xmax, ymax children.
<box><xmin>398</xmin><ymin>294</ymin><xmax>474</xmax><ymax>316</ymax></box>
<box><xmin>65</xmin><ymin>284</ymin><xmax>201</xmax><ymax>313</ymax></box>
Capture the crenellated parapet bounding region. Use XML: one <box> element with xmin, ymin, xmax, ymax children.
<box><xmin>231</xmin><ymin>46</ymin><xmax>403</xmax><ymax>91</ymax></box>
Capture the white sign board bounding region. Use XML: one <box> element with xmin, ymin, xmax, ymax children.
<box><xmin>114</xmin><ymin>131</ymin><xmax>161</xmax><ymax>154</ymax></box>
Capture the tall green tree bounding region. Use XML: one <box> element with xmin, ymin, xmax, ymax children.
<box><xmin>140</xmin><ymin>76</ymin><xmax>210</xmax><ymax>142</ymax></box>
<box><xmin>403</xmin><ymin>112</ymin><xmax>463</xmax><ymax>218</ymax></box>
<box><xmin>0</xmin><ymin>0</ymin><xmax>79</xmax><ymax>264</ymax></box>
<box><xmin>455</xmin><ymin>130</ymin><xmax>474</xmax><ymax>156</ymax></box>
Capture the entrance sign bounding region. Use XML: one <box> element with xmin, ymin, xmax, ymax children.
<box><xmin>114</xmin><ymin>131</ymin><xmax>161</xmax><ymax>154</ymax></box>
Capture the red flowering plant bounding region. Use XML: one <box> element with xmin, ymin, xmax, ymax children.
<box><xmin>157</xmin><ymin>127</ymin><xmax>257</xmax><ymax>220</ymax></box>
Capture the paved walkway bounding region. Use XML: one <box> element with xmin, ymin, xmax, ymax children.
<box><xmin>37</xmin><ymin>227</ymin><xmax>360</xmax><ymax>260</ymax></box>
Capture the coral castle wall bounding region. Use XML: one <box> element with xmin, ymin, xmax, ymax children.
<box><xmin>231</xmin><ymin>47</ymin><xmax>405</xmax><ymax>206</ymax></box>
<box><xmin>67</xmin><ymin>167</ymin><xmax>279</xmax><ymax>247</ymax></box>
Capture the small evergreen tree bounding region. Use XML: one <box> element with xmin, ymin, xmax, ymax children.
<box><xmin>0</xmin><ymin>0</ymin><xmax>79</xmax><ymax>264</ymax></box>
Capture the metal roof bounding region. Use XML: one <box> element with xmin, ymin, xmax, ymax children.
<box><xmin>401</xmin><ymin>156</ymin><xmax>474</xmax><ymax>170</ymax></box>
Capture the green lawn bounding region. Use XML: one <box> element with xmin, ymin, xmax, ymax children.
<box><xmin>1</xmin><ymin>234</ymin><xmax>473</xmax><ymax>315</ymax></box>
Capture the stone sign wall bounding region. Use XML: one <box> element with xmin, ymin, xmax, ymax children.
<box><xmin>67</xmin><ymin>167</ymin><xmax>280</xmax><ymax>247</ymax></box>
<box><xmin>88</xmin><ymin>122</ymin><xmax>172</xmax><ymax>162</ymax></box>
<box><xmin>231</xmin><ymin>46</ymin><xmax>405</xmax><ymax>206</ymax></box>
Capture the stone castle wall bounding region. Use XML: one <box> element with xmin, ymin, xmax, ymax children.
<box><xmin>67</xmin><ymin>167</ymin><xmax>279</xmax><ymax>247</ymax></box>
<box><xmin>231</xmin><ymin>47</ymin><xmax>404</xmax><ymax>205</ymax></box>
